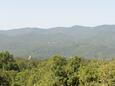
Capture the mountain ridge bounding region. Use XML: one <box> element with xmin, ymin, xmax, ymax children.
<box><xmin>0</xmin><ymin>25</ymin><xmax>115</xmax><ymax>58</ymax></box>
<box><xmin>1</xmin><ymin>24</ymin><xmax>115</xmax><ymax>31</ymax></box>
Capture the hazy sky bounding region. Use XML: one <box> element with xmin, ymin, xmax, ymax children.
<box><xmin>0</xmin><ymin>0</ymin><xmax>115</xmax><ymax>30</ymax></box>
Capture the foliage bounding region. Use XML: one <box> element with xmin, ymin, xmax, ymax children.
<box><xmin>0</xmin><ymin>51</ymin><xmax>115</xmax><ymax>86</ymax></box>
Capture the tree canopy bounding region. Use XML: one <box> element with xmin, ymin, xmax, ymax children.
<box><xmin>0</xmin><ymin>51</ymin><xmax>115</xmax><ymax>86</ymax></box>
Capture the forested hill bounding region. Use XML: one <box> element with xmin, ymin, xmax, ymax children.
<box><xmin>0</xmin><ymin>25</ymin><xmax>115</xmax><ymax>58</ymax></box>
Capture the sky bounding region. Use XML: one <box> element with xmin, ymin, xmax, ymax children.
<box><xmin>0</xmin><ymin>0</ymin><xmax>115</xmax><ymax>30</ymax></box>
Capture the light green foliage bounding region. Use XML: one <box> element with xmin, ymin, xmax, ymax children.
<box><xmin>0</xmin><ymin>52</ymin><xmax>115</xmax><ymax>86</ymax></box>
<box><xmin>97</xmin><ymin>60</ymin><xmax>115</xmax><ymax>86</ymax></box>
<box><xmin>78</xmin><ymin>60</ymin><xmax>99</xmax><ymax>86</ymax></box>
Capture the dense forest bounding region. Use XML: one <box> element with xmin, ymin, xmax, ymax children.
<box><xmin>1</xmin><ymin>25</ymin><xmax>115</xmax><ymax>58</ymax></box>
<box><xmin>0</xmin><ymin>51</ymin><xmax>115</xmax><ymax>86</ymax></box>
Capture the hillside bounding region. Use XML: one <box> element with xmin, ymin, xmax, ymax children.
<box><xmin>0</xmin><ymin>25</ymin><xmax>115</xmax><ymax>58</ymax></box>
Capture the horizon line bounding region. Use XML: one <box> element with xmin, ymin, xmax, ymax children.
<box><xmin>0</xmin><ymin>24</ymin><xmax>115</xmax><ymax>31</ymax></box>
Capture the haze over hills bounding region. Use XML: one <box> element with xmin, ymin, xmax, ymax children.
<box><xmin>0</xmin><ymin>25</ymin><xmax>115</xmax><ymax>58</ymax></box>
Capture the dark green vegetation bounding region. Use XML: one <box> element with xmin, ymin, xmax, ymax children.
<box><xmin>0</xmin><ymin>25</ymin><xmax>115</xmax><ymax>58</ymax></box>
<box><xmin>0</xmin><ymin>51</ymin><xmax>115</xmax><ymax>86</ymax></box>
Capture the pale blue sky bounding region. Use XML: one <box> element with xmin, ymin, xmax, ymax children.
<box><xmin>0</xmin><ymin>0</ymin><xmax>115</xmax><ymax>30</ymax></box>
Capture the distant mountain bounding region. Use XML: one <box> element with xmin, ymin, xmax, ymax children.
<box><xmin>0</xmin><ymin>25</ymin><xmax>115</xmax><ymax>58</ymax></box>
